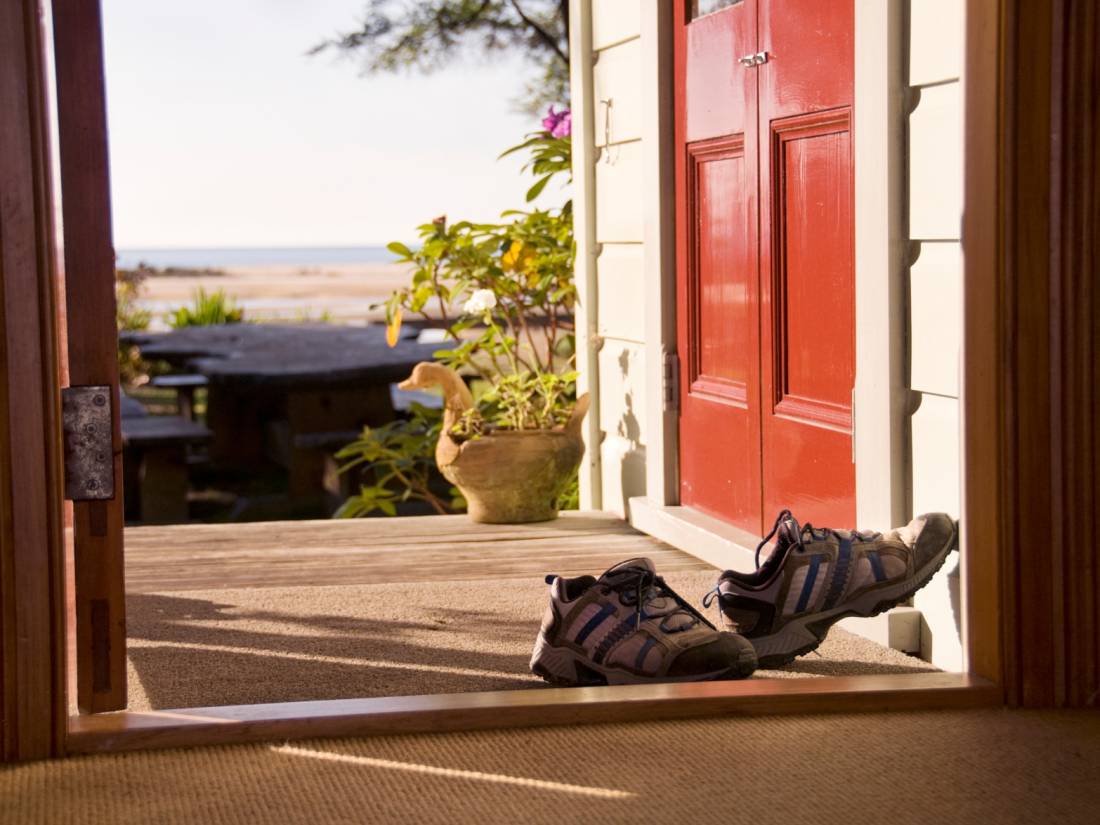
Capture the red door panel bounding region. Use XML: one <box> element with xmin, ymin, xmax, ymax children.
<box><xmin>760</xmin><ymin>109</ymin><xmax>855</xmax><ymax>525</ymax></box>
<box><xmin>759</xmin><ymin>0</ymin><xmax>854</xmax><ymax>119</ymax></box>
<box><xmin>693</xmin><ymin>140</ymin><xmax>752</xmax><ymax>401</ymax></box>
<box><xmin>683</xmin><ymin>5</ymin><xmax>753</xmax><ymax>143</ymax></box>
<box><xmin>757</xmin><ymin>0</ymin><xmax>854</xmax><ymax>528</ymax></box>
<box><xmin>676</xmin><ymin>0</ymin><xmax>855</xmax><ymax>535</ymax></box>
<box><xmin>675</xmin><ymin>0</ymin><xmax>763</xmax><ymax>534</ymax></box>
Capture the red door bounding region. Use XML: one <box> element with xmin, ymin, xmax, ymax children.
<box><xmin>675</xmin><ymin>0</ymin><xmax>855</xmax><ymax>536</ymax></box>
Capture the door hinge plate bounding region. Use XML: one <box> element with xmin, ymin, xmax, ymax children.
<box><xmin>62</xmin><ymin>385</ymin><xmax>115</xmax><ymax>501</ymax></box>
<box><xmin>663</xmin><ymin>352</ymin><xmax>681</xmax><ymax>412</ymax></box>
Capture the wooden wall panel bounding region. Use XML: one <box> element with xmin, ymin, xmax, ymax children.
<box><xmin>1048</xmin><ymin>0</ymin><xmax>1099</xmax><ymax>708</ymax></box>
<box><xmin>51</xmin><ymin>0</ymin><xmax>127</xmax><ymax>713</ymax></box>
<box><xmin>0</xmin><ymin>0</ymin><xmax>68</xmax><ymax>760</ymax></box>
<box><xmin>965</xmin><ymin>0</ymin><xmax>1100</xmax><ymax>707</ymax></box>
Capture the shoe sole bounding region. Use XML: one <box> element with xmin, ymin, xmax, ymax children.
<box><xmin>529</xmin><ymin>634</ymin><xmax>758</xmax><ymax>686</ymax></box>
<box><xmin>748</xmin><ymin>517</ymin><xmax>959</xmax><ymax>669</ymax></box>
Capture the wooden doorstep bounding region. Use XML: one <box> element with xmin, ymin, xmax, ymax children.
<box><xmin>67</xmin><ymin>672</ymin><xmax>1000</xmax><ymax>755</ymax></box>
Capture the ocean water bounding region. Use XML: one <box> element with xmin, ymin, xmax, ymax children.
<box><xmin>116</xmin><ymin>245</ymin><xmax>398</xmax><ymax>270</ymax></box>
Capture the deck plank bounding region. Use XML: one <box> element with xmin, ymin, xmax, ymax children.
<box><xmin>125</xmin><ymin>512</ymin><xmax>713</xmax><ymax>592</ymax></box>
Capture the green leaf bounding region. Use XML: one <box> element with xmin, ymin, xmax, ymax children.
<box><xmin>525</xmin><ymin>174</ymin><xmax>553</xmax><ymax>202</ymax></box>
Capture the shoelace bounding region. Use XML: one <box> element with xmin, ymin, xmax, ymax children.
<box><xmin>754</xmin><ymin>508</ymin><xmax>799</xmax><ymax>569</ymax></box>
<box><xmin>703</xmin><ymin>511</ymin><xmax>881</xmax><ymax>610</ymax></box>
<box><xmin>602</xmin><ymin>567</ymin><xmax>706</xmax><ymax>631</ymax></box>
<box><xmin>753</xmin><ymin>510</ymin><xmax>881</xmax><ymax>570</ymax></box>
<box><xmin>703</xmin><ymin>510</ymin><xmax>803</xmax><ymax>610</ymax></box>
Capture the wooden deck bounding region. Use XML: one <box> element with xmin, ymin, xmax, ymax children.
<box><xmin>124</xmin><ymin>511</ymin><xmax>712</xmax><ymax>593</ymax></box>
<box><xmin>73</xmin><ymin>511</ymin><xmax>998</xmax><ymax>757</ymax></box>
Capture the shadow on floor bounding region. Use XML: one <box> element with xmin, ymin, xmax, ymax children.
<box><xmin>126</xmin><ymin>571</ymin><xmax>939</xmax><ymax>711</ymax></box>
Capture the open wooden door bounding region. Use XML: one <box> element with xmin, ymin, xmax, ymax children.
<box><xmin>675</xmin><ymin>0</ymin><xmax>855</xmax><ymax>536</ymax></box>
<box><xmin>52</xmin><ymin>0</ymin><xmax>128</xmax><ymax>713</ymax></box>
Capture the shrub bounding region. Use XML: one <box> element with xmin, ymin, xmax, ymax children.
<box><xmin>116</xmin><ymin>264</ymin><xmax>153</xmax><ymax>386</ymax></box>
<box><xmin>167</xmin><ymin>288</ymin><xmax>244</xmax><ymax>328</ymax></box>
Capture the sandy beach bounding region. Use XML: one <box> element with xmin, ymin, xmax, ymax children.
<box><xmin>137</xmin><ymin>262</ymin><xmax>417</xmax><ymax>328</ymax></box>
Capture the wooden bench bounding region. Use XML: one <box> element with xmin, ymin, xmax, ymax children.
<box><xmin>150</xmin><ymin>373</ymin><xmax>208</xmax><ymax>421</ymax></box>
<box><xmin>121</xmin><ymin>413</ymin><xmax>212</xmax><ymax>524</ymax></box>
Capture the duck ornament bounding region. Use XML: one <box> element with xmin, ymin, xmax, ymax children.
<box><xmin>398</xmin><ymin>362</ymin><xmax>590</xmax><ymax>523</ymax></box>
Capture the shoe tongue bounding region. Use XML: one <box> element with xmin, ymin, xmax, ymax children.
<box><xmin>598</xmin><ymin>557</ymin><xmax>687</xmax><ymax>621</ymax></box>
<box><xmin>778</xmin><ymin>516</ymin><xmax>803</xmax><ymax>547</ymax></box>
<box><xmin>598</xmin><ymin>557</ymin><xmax>656</xmax><ymax>581</ymax></box>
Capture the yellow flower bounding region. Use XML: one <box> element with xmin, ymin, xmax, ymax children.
<box><xmin>502</xmin><ymin>240</ymin><xmax>535</xmax><ymax>273</ymax></box>
<box><xmin>386</xmin><ymin>306</ymin><xmax>403</xmax><ymax>348</ymax></box>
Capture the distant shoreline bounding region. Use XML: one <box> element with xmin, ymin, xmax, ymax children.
<box><xmin>136</xmin><ymin>260</ymin><xmax>418</xmax><ymax>328</ymax></box>
<box><xmin>117</xmin><ymin>245</ymin><xmax>402</xmax><ymax>270</ymax></box>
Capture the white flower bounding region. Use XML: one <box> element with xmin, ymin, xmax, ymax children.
<box><xmin>463</xmin><ymin>289</ymin><xmax>498</xmax><ymax>315</ymax></box>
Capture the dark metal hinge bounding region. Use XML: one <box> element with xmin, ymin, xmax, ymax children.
<box><xmin>62</xmin><ymin>385</ymin><xmax>115</xmax><ymax>500</ymax></box>
<box><xmin>663</xmin><ymin>352</ymin><xmax>681</xmax><ymax>413</ymax></box>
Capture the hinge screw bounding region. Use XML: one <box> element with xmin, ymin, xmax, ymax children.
<box><xmin>93</xmin><ymin>394</ymin><xmax>106</xmax><ymax>406</ymax></box>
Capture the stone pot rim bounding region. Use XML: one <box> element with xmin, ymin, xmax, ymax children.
<box><xmin>465</xmin><ymin>428</ymin><xmax>573</xmax><ymax>439</ymax></box>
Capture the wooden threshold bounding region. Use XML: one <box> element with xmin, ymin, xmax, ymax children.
<box><xmin>67</xmin><ymin>672</ymin><xmax>1000</xmax><ymax>755</ymax></box>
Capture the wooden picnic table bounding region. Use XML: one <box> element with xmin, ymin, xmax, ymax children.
<box><xmin>123</xmin><ymin>323</ymin><xmax>450</xmax><ymax>512</ymax></box>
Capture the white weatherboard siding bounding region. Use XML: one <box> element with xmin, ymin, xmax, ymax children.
<box><xmin>906</xmin><ymin>2</ymin><xmax>964</xmax><ymax>672</ymax></box>
<box><xmin>595</xmin><ymin>244</ymin><xmax>646</xmax><ymax>343</ymax></box>
<box><xmin>594</xmin><ymin>139</ymin><xmax>645</xmax><ymax>243</ymax></box>
<box><xmin>593</xmin><ymin>39</ymin><xmax>643</xmax><ymax>146</ymax></box>
<box><xmin>577</xmin><ymin>3</ymin><xmax>647</xmax><ymax>518</ymax></box>
<box><xmin>592</xmin><ymin>0</ymin><xmax>642</xmax><ymax>51</ymax></box>
<box><xmin>908</xmin><ymin>84</ymin><xmax>964</xmax><ymax>241</ymax></box>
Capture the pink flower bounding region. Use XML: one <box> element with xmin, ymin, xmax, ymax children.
<box><xmin>542</xmin><ymin>106</ymin><xmax>571</xmax><ymax>139</ymax></box>
<box><xmin>552</xmin><ymin>110</ymin><xmax>571</xmax><ymax>138</ymax></box>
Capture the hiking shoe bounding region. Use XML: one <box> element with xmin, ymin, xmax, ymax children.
<box><xmin>703</xmin><ymin>510</ymin><xmax>959</xmax><ymax>668</ymax></box>
<box><xmin>530</xmin><ymin>558</ymin><xmax>758</xmax><ymax>686</ymax></box>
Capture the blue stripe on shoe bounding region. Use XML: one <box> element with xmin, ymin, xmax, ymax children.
<box><xmin>868</xmin><ymin>550</ymin><xmax>887</xmax><ymax>583</ymax></box>
<box><xmin>593</xmin><ymin>616</ymin><xmax>642</xmax><ymax>664</ymax></box>
<box><xmin>573</xmin><ymin>603</ymin><xmax>617</xmax><ymax>645</ymax></box>
<box><xmin>794</xmin><ymin>555</ymin><xmax>822</xmax><ymax>613</ymax></box>
<box><xmin>634</xmin><ymin>636</ymin><xmax>658</xmax><ymax>671</ymax></box>
<box><xmin>821</xmin><ymin>537</ymin><xmax>853</xmax><ymax>611</ymax></box>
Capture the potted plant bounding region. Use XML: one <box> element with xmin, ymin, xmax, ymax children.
<box><xmin>336</xmin><ymin>112</ymin><xmax>584</xmax><ymax>522</ymax></box>
<box><xmin>384</xmin><ymin>198</ymin><xmax>588</xmax><ymax>523</ymax></box>
<box><xmin>397</xmin><ymin>274</ymin><xmax>588</xmax><ymax>522</ymax></box>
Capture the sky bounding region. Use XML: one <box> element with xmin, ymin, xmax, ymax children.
<box><xmin>100</xmin><ymin>0</ymin><xmax>556</xmax><ymax>249</ymax></box>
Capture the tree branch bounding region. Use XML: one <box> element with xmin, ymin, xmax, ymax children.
<box><xmin>508</xmin><ymin>0</ymin><xmax>568</xmax><ymax>65</ymax></box>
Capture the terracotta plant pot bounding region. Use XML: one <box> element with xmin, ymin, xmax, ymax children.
<box><xmin>399</xmin><ymin>362</ymin><xmax>590</xmax><ymax>523</ymax></box>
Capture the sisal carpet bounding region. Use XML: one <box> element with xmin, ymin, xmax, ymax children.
<box><xmin>5</xmin><ymin>709</ymin><xmax>1100</xmax><ymax>824</ymax></box>
<box><xmin>126</xmin><ymin>570</ymin><xmax>934</xmax><ymax>710</ymax></box>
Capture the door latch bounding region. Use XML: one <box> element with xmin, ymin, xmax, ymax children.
<box><xmin>738</xmin><ymin>51</ymin><xmax>769</xmax><ymax>67</ymax></box>
<box><xmin>62</xmin><ymin>385</ymin><xmax>116</xmax><ymax>500</ymax></box>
